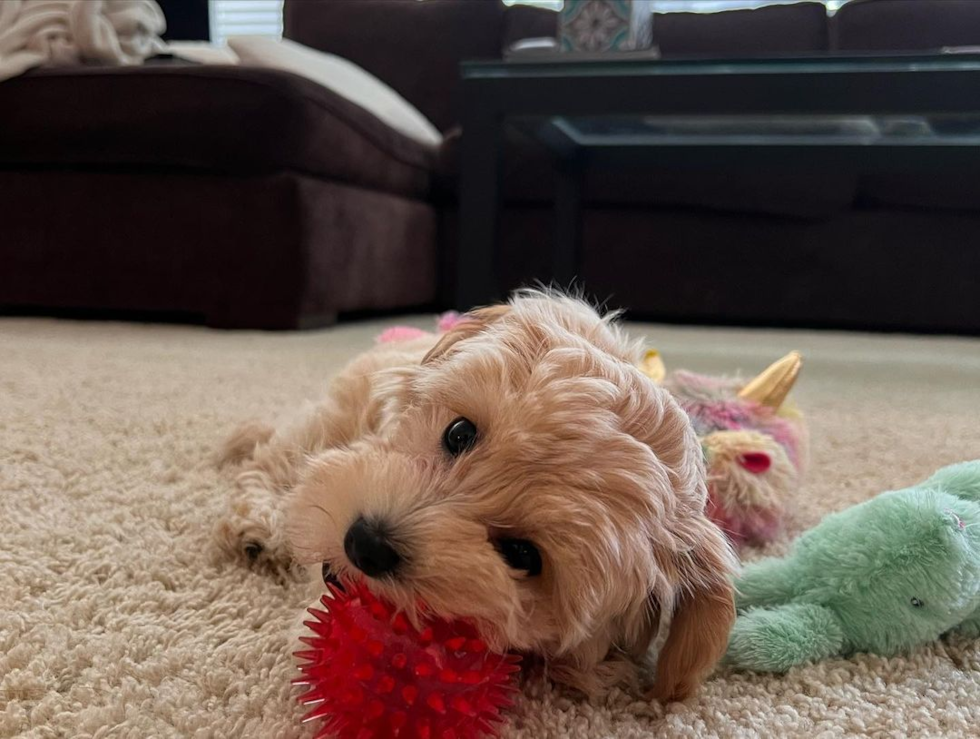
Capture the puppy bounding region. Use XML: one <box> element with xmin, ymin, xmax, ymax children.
<box><xmin>215</xmin><ymin>291</ymin><xmax>736</xmax><ymax>701</ymax></box>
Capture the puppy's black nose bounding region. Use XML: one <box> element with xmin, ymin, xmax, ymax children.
<box><xmin>344</xmin><ymin>517</ymin><xmax>401</xmax><ymax>578</ymax></box>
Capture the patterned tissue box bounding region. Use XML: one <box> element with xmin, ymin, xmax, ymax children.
<box><xmin>559</xmin><ymin>0</ymin><xmax>654</xmax><ymax>53</ymax></box>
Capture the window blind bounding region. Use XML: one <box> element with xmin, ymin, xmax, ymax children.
<box><xmin>209</xmin><ymin>0</ymin><xmax>283</xmax><ymax>44</ymax></box>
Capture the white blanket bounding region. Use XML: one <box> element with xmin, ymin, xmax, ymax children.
<box><xmin>0</xmin><ymin>0</ymin><xmax>166</xmax><ymax>82</ymax></box>
<box><xmin>228</xmin><ymin>37</ymin><xmax>443</xmax><ymax>148</ymax></box>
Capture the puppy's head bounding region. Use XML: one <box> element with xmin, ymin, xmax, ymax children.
<box><xmin>288</xmin><ymin>291</ymin><xmax>735</xmax><ymax>699</ymax></box>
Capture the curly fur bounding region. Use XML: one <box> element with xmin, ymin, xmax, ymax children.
<box><xmin>214</xmin><ymin>291</ymin><xmax>737</xmax><ymax>700</ymax></box>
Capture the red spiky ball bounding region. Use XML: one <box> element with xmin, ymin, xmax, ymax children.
<box><xmin>294</xmin><ymin>581</ymin><xmax>521</xmax><ymax>739</ymax></box>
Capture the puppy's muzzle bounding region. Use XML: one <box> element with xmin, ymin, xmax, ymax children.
<box><xmin>344</xmin><ymin>517</ymin><xmax>401</xmax><ymax>578</ymax></box>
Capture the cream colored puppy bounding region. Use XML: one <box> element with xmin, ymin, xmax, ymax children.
<box><xmin>215</xmin><ymin>291</ymin><xmax>736</xmax><ymax>701</ymax></box>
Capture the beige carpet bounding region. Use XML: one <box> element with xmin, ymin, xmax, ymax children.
<box><xmin>3</xmin><ymin>316</ymin><xmax>980</xmax><ymax>739</ymax></box>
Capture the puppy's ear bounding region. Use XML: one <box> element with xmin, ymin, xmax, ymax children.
<box><xmin>618</xmin><ymin>377</ymin><xmax>736</xmax><ymax>701</ymax></box>
<box><xmin>422</xmin><ymin>304</ymin><xmax>511</xmax><ymax>364</ymax></box>
<box><xmin>648</xmin><ymin>521</ymin><xmax>736</xmax><ymax>703</ymax></box>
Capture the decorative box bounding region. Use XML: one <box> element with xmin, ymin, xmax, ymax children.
<box><xmin>559</xmin><ymin>0</ymin><xmax>654</xmax><ymax>53</ymax></box>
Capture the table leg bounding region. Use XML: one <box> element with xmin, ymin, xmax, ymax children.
<box><xmin>553</xmin><ymin>153</ymin><xmax>584</xmax><ymax>290</ymax></box>
<box><xmin>456</xmin><ymin>103</ymin><xmax>503</xmax><ymax>311</ymax></box>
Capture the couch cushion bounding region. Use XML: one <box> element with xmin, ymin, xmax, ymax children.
<box><xmin>857</xmin><ymin>173</ymin><xmax>980</xmax><ymax>212</ymax></box>
<box><xmin>284</xmin><ymin>0</ymin><xmax>505</xmax><ymax>133</ymax></box>
<box><xmin>654</xmin><ymin>2</ymin><xmax>830</xmax><ymax>57</ymax></box>
<box><xmin>835</xmin><ymin>0</ymin><xmax>980</xmax><ymax>52</ymax></box>
<box><xmin>0</xmin><ymin>63</ymin><xmax>436</xmax><ymax>199</ymax></box>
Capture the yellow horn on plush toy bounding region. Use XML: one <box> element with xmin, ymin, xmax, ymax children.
<box><xmin>738</xmin><ymin>351</ymin><xmax>802</xmax><ymax>408</ymax></box>
<box><xmin>640</xmin><ymin>348</ymin><xmax>666</xmax><ymax>383</ymax></box>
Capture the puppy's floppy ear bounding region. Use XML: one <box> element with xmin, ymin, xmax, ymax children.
<box><xmin>649</xmin><ymin>520</ymin><xmax>736</xmax><ymax>703</ymax></box>
<box><xmin>617</xmin><ymin>379</ymin><xmax>736</xmax><ymax>701</ymax></box>
<box><xmin>422</xmin><ymin>304</ymin><xmax>511</xmax><ymax>365</ymax></box>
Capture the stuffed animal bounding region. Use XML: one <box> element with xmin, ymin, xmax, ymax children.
<box><xmin>642</xmin><ymin>350</ymin><xmax>807</xmax><ymax>547</ymax></box>
<box><xmin>376</xmin><ymin>312</ymin><xmax>465</xmax><ymax>345</ymax></box>
<box><xmin>726</xmin><ymin>460</ymin><xmax>980</xmax><ymax>673</ymax></box>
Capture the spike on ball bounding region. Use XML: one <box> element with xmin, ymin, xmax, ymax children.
<box><xmin>293</xmin><ymin>580</ymin><xmax>520</xmax><ymax>739</ymax></box>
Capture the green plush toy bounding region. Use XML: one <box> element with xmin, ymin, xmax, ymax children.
<box><xmin>727</xmin><ymin>461</ymin><xmax>980</xmax><ymax>672</ymax></box>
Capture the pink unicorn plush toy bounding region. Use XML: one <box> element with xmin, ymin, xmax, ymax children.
<box><xmin>647</xmin><ymin>351</ymin><xmax>806</xmax><ymax>548</ymax></box>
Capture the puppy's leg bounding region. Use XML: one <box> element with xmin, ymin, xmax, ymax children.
<box><xmin>214</xmin><ymin>400</ymin><xmax>358</xmax><ymax>568</ymax></box>
<box><xmin>213</xmin><ymin>337</ymin><xmax>433</xmax><ymax>569</ymax></box>
<box><xmin>215</xmin><ymin>420</ymin><xmax>274</xmax><ymax>468</ymax></box>
<box><xmin>544</xmin><ymin>627</ymin><xmax>646</xmax><ymax>698</ymax></box>
<box><xmin>549</xmin><ymin>652</ymin><xmax>642</xmax><ymax>698</ymax></box>
<box><xmin>214</xmin><ymin>430</ymin><xmax>302</xmax><ymax>568</ymax></box>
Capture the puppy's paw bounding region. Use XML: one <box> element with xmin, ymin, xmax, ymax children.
<box><xmin>548</xmin><ymin>653</ymin><xmax>640</xmax><ymax>698</ymax></box>
<box><xmin>213</xmin><ymin>492</ymin><xmax>291</xmax><ymax>570</ymax></box>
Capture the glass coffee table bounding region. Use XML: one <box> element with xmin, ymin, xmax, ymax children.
<box><xmin>454</xmin><ymin>54</ymin><xmax>980</xmax><ymax>310</ymax></box>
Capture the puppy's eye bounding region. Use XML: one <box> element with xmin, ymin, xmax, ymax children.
<box><xmin>495</xmin><ymin>538</ymin><xmax>542</xmax><ymax>576</ymax></box>
<box><xmin>443</xmin><ymin>417</ymin><xmax>478</xmax><ymax>456</ymax></box>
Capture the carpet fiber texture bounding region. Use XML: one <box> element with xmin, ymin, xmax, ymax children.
<box><xmin>3</xmin><ymin>317</ymin><xmax>980</xmax><ymax>738</ymax></box>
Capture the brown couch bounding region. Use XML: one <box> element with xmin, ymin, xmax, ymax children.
<box><xmin>0</xmin><ymin>60</ymin><xmax>437</xmax><ymax>328</ymax></box>
<box><xmin>3</xmin><ymin>0</ymin><xmax>980</xmax><ymax>332</ymax></box>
